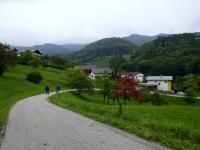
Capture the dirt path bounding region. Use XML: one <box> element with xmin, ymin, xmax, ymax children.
<box><xmin>0</xmin><ymin>93</ymin><xmax>169</xmax><ymax>150</ymax></box>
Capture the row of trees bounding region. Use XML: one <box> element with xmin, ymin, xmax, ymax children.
<box><xmin>0</xmin><ymin>43</ymin><xmax>17</xmax><ymax>76</ymax></box>
<box><xmin>17</xmin><ymin>50</ymin><xmax>75</xmax><ymax>69</ymax></box>
<box><xmin>65</xmin><ymin>68</ymin><xmax>144</xmax><ymax>114</ymax></box>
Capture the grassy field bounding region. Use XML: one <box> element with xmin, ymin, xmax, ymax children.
<box><xmin>83</xmin><ymin>55</ymin><xmax>131</xmax><ymax>67</ymax></box>
<box><xmin>0</xmin><ymin>65</ymin><xmax>67</xmax><ymax>137</ymax></box>
<box><xmin>50</xmin><ymin>92</ymin><xmax>200</xmax><ymax>150</ymax></box>
<box><xmin>83</xmin><ymin>56</ymin><xmax>112</xmax><ymax>67</ymax></box>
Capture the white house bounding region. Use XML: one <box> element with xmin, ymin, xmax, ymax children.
<box><xmin>89</xmin><ymin>68</ymin><xmax>112</xmax><ymax>80</ymax></box>
<box><xmin>121</xmin><ymin>72</ymin><xmax>144</xmax><ymax>82</ymax></box>
<box><xmin>76</xmin><ymin>65</ymin><xmax>112</xmax><ymax>80</ymax></box>
<box><xmin>32</xmin><ymin>50</ymin><xmax>42</xmax><ymax>57</ymax></box>
<box><xmin>146</xmin><ymin>76</ymin><xmax>173</xmax><ymax>92</ymax></box>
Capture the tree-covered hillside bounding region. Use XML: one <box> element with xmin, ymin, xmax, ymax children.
<box><xmin>121</xmin><ymin>33</ymin><xmax>200</xmax><ymax>77</ymax></box>
<box><xmin>123</xmin><ymin>33</ymin><xmax>169</xmax><ymax>46</ymax></box>
<box><xmin>67</xmin><ymin>37</ymin><xmax>137</xmax><ymax>62</ymax></box>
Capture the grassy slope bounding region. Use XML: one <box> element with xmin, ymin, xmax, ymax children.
<box><xmin>83</xmin><ymin>54</ymin><xmax>131</xmax><ymax>67</ymax></box>
<box><xmin>0</xmin><ymin>65</ymin><xmax>67</xmax><ymax>134</ymax></box>
<box><xmin>50</xmin><ymin>92</ymin><xmax>200</xmax><ymax>150</ymax></box>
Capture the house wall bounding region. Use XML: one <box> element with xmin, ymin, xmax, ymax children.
<box><xmin>135</xmin><ymin>74</ymin><xmax>144</xmax><ymax>82</ymax></box>
<box><xmin>167</xmin><ymin>81</ymin><xmax>172</xmax><ymax>92</ymax></box>
<box><xmin>89</xmin><ymin>73</ymin><xmax>95</xmax><ymax>80</ymax></box>
<box><xmin>147</xmin><ymin>80</ymin><xmax>169</xmax><ymax>91</ymax></box>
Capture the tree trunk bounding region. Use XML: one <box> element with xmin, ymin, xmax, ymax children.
<box><xmin>118</xmin><ymin>102</ymin><xmax>122</xmax><ymax>116</ymax></box>
<box><xmin>124</xmin><ymin>99</ymin><xmax>127</xmax><ymax>105</ymax></box>
<box><xmin>112</xmin><ymin>98</ymin><xmax>115</xmax><ymax>105</ymax></box>
<box><xmin>117</xmin><ymin>98</ymin><xmax>120</xmax><ymax>105</ymax></box>
<box><xmin>103</xmin><ymin>94</ymin><xmax>106</xmax><ymax>103</ymax></box>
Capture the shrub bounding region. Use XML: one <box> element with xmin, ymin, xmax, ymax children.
<box><xmin>95</xmin><ymin>75</ymin><xmax>102</xmax><ymax>80</ymax></box>
<box><xmin>184</xmin><ymin>88</ymin><xmax>196</xmax><ymax>104</ymax></box>
<box><xmin>42</xmin><ymin>60</ymin><xmax>49</xmax><ymax>67</ymax></box>
<box><xmin>28</xmin><ymin>57</ymin><xmax>41</xmax><ymax>68</ymax></box>
<box><xmin>149</xmin><ymin>91</ymin><xmax>166</xmax><ymax>105</ymax></box>
<box><xmin>26</xmin><ymin>71</ymin><xmax>43</xmax><ymax>83</ymax></box>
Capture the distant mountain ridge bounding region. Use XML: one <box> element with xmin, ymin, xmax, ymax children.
<box><xmin>11</xmin><ymin>33</ymin><xmax>169</xmax><ymax>56</ymax></box>
<box><xmin>12</xmin><ymin>43</ymin><xmax>87</xmax><ymax>56</ymax></box>
<box><xmin>123</xmin><ymin>33</ymin><xmax>169</xmax><ymax>46</ymax></box>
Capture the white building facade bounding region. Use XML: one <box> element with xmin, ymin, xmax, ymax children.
<box><xmin>121</xmin><ymin>72</ymin><xmax>144</xmax><ymax>82</ymax></box>
<box><xmin>146</xmin><ymin>76</ymin><xmax>173</xmax><ymax>92</ymax></box>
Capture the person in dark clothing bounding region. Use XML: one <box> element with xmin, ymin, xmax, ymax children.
<box><xmin>56</xmin><ymin>85</ymin><xmax>61</xmax><ymax>93</ymax></box>
<box><xmin>45</xmin><ymin>85</ymin><xmax>50</xmax><ymax>95</ymax></box>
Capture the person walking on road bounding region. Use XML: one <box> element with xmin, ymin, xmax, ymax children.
<box><xmin>45</xmin><ymin>85</ymin><xmax>50</xmax><ymax>95</ymax></box>
<box><xmin>56</xmin><ymin>85</ymin><xmax>61</xmax><ymax>93</ymax></box>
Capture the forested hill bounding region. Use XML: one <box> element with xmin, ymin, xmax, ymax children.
<box><xmin>67</xmin><ymin>37</ymin><xmax>138</xmax><ymax>62</ymax></box>
<box><xmin>123</xmin><ymin>33</ymin><xmax>169</xmax><ymax>46</ymax></box>
<box><xmin>121</xmin><ymin>33</ymin><xmax>200</xmax><ymax>77</ymax></box>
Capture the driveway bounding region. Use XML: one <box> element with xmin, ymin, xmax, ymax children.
<box><xmin>1</xmin><ymin>92</ymin><xmax>169</xmax><ymax>150</ymax></box>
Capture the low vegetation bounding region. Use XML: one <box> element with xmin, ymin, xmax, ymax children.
<box><xmin>65</xmin><ymin>68</ymin><xmax>94</xmax><ymax>95</ymax></box>
<box><xmin>26</xmin><ymin>70</ymin><xmax>43</xmax><ymax>84</ymax></box>
<box><xmin>50</xmin><ymin>92</ymin><xmax>200</xmax><ymax>150</ymax></box>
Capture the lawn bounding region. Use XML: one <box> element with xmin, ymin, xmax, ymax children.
<box><xmin>0</xmin><ymin>65</ymin><xmax>67</xmax><ymax>138</ymax></box>
<box><xmin>50</xmin><ymin>92</ymin><xmax>200</xmax><ymax>150</ymax></box>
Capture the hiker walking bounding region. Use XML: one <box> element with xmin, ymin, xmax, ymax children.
<box><xmin>56</xmin><ymin>85</ymin><xmax>61</xmax><ymax>93</ymax></box>
<box><xmin>45</xmin><ymin>85</ymin><xmax>50</xmax><ymax>95</ymax></box>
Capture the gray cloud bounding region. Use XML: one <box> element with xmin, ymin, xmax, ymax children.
<box><xmin>0</xmin><ymin>0</ymin><xmax>199</xmax><ymax>46</ymax></box>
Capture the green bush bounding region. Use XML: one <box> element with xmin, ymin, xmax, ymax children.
<box><xmin>149</xmin><ymin>91</ymin><xmax>166</xmax><ymax>105</ymax></box>
<box><xmin>184</xmin><ymin>88</ymin><xmax>196</xmax><ymax>104</ymax></box>
<box><xmin>26</xmin><ymin>71</ymin><xmax>43</xmax><ymax>83</ymax></box>
<box><xmin>42</xmin><ymin>60</ymin><xmax>49</xmax><ymax>67</ymax></box>
<box><xmin>95</xmin><ymin>75</ymin><xmax>102</xmax><ymax>80</ymax></box>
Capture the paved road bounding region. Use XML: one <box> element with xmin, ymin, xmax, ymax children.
<box><xmin>1</xmin><ymin>93</ymin><xmax>169</xmax><ymax>150</ymax></box>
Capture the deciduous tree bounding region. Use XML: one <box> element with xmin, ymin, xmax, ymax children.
<box><xmin>65</xmin><ymin>68</ymin><xmax>94</xmax><ymax>95</ymax></box>
<box><xmin>113</xmin><ymin>76</ymin><xmax>144</xmax><ymax>114</ymax></box>
<box><xmin>0</xmin><ymin>43</ymin><xmax>17</xmax><ymax>76</ymax></box>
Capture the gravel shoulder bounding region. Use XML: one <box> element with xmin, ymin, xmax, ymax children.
<box><xmin>0</xmin><ymin>93</ymin><xmax>170</xmax><ymax>150</ymax></box>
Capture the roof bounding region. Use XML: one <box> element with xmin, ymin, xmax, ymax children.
<box><xmin>76</xmin><ymin>65</ymin><xmax>97</xmax><ymax>70</ymax></box>
<box><xmin>122</xmin><ymin>72</ymin><xmax>143</xmax><ymax>76</ymax></box>
<box><xmin>91</xmin><ymin>68</ymin><xmax>112</xmax><ymax>74</ymax></box>
<box><xmin>146</xmin><ymin>76</ymin><xmax>173</xmax><ymax>81</ymax></box>
<box><xmin>33</xmin><ymin>50</ymin><xmax>42</xmax><ymax>55</ymax></box>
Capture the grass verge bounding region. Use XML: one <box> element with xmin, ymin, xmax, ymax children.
<box><xmin>50</xmin><ymin>92</ymin><xmax>200</xmax><ymax>150</ymax></box>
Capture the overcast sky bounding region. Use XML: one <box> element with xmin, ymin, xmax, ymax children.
<box><xmin>0</xmin><ymin>0</ymin><xmax>200</xmax><ymax>46</ymax></box>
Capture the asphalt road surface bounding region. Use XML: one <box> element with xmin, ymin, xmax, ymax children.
<box><xmin>0</xmin><ymin>93</ymin><xmax>170</xmax><ymax>150</ymax></box>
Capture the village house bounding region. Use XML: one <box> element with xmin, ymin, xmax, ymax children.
<box><xmin>121</xmin><ymin>72</ymin><xmax>144</xmax><ymax>82</ymax></box>
<box><xmin>32</xmin><ymin>50</ymin><xmax>43</xmax><ymax>57</ymax></box>
<box><xmin>145</xmin><ymin>76</ymin><xmax>173</xmax><ymax>92</ymax></box>
<box><xmin>17</xmin><ymin>49</ymin><xmax>43</xmax><ymax>57</ymax></box>
<box><xmin>76</xmin><ymin>65</ymin><xmax>112</xmax><ymax>80</ymax></box>
<box><xmin>89</xmin><ymin>68</ymin><xmax>112</xmax><ymax>79</ymax></box>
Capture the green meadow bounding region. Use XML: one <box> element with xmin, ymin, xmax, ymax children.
<box><xmin>50</xmin><ymin>92</ymin><xmax>200</xmax><ymax>150</ymax></box>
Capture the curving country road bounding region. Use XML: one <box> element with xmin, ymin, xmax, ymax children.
<box><xmin>0</xmin><ymin>92</ymin><xmax>170</xmax><ymax>150</ymax></box>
